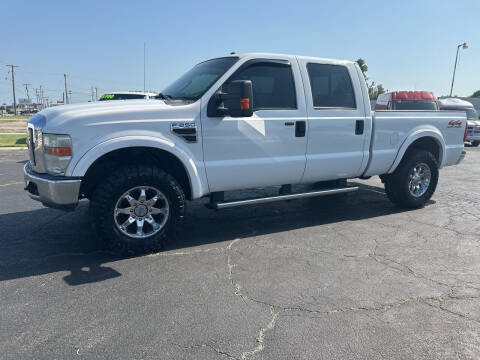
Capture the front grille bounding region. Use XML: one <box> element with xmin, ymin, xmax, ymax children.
<box><xmin>28</xmin><ymin>128</ymin><xmax>36</xmax><ymax>165</ymax></box>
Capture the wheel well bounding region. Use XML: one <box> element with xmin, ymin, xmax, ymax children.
<box><xmin>80</xmin><ymin>147</ymin><xmax>192</xmax><ymax>200</ymax></box>
<box><xmin>405</xmin><ymin>137</ymin><xmax>441</xmax><ymax>164</ymax></box>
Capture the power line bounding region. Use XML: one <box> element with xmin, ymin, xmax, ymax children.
<box><xmin>6</xmin><ymin>65</ymin><xmax>19</xmax><ymax>114</ymax></box>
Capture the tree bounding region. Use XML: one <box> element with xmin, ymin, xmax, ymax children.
<box><xmin>368</xmin><ymin>83</ymin><xmax>386</xmax><ymax>100</ymax></box>
<box><xmin>356</xmin><ymin>58</ymin><xmax>386</xmax><ymax>100</ymax></box>
<box><xmin>356</xmin><ymin>58</ymin><xmax>368</xmax><ymax>80</ymax></box>
<box><xmin>472</xmin><ymin>90</ymin><xmax>480</xmax><ymax>98</ymax></box>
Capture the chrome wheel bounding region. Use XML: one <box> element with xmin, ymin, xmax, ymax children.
<box><xmin>408</xmin><ymin>163</ymin><xmax>431</xmax><ymax>198</ymax></box>
<box><xmin>113</xmin><ymin>186</ymin><xmax>169</xmax><ymax>239</ymax></box>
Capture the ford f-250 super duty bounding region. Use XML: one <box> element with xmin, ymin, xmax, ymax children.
<box><xmin>24</xmin><ymin>53</ymin><xmax>467</xmax><ymax>255</ymax></box>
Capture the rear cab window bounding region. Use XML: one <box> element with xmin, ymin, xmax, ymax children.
<box><xmin>393</xmin><ymin>100</ymin><xmax>438</xmax><ymax>111</ymax></box>
<box><xmin>306</xmin><ymin>63</ymin><xmax>356</xmax><ymax>109</ymax></box>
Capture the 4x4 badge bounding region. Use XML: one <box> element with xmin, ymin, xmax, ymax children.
<box><xmin>448</xmin><ymin>120</ymin><xmax>462</xmax><ymax>128</ymax></box>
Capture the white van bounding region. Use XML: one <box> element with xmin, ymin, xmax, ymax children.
<box><xmin>438</xmin><ymin>98</ymin><xmax>480</xmax><ymax>146</ymax></box>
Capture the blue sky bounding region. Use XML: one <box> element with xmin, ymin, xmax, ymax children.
<box><xmin>1</xmin><ymin>0</ymin><xmax>479</xmax><ymax>104</ymax></box>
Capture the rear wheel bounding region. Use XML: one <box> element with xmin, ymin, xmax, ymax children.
<box><xmin>89</xmin><ymin>164</ymin><xmax>185</xmax><ymax>255</ymax></box>
<box><xmin>384</xmin><ymin>150</ymin><xmax>438</xmax><ymax>209</ymax></box>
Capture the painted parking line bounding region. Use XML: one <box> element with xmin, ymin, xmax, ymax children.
<box><xmin>0</xmin><ymin>181</ymin><xmax>24</xmax><ymax>187</ymax></box>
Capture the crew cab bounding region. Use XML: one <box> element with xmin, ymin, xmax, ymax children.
<box><xmin>24</xmin><ymin>53</ymin><xmax>466</xmax><ymax>255</ymax></box>
<box><xmin>375</xmin><ymin>91</ymin><xmax>438</xmax><ymax>110</ymax></box>
<box><xmin>438</xmin><ymin>98</ymin><xmax>480</xmax><ymax>147</ymax></box>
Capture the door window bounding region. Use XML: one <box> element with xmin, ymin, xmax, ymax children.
<box><xmin>228</xmin><ymin>62</ymin><xmax>297</xmax><ymax>110</ymax></box>
<box><xmin>307</xmin><ymin>64</ymin><xmax>356</xmax><ymax>109</ymax></box>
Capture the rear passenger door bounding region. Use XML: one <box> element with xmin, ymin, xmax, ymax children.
<box><xmin>297</xmin><ymin>60</ymin><xmax>369</xmax><ymax>182</ymax></box>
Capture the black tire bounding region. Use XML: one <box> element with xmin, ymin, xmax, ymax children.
<box><xmin>384</xmin><ymin>150</ymin><xmax>439</xmax><ymax>209</ymax></box>
<box><xmin>89</xmin><ymin>164</ymin><xmax>185</xmax><ymax>256</ymax></box>
<box><xmin>472</xmin><ymin>141</ymin><xmax>480</xmax><ymax>147</ymax></box>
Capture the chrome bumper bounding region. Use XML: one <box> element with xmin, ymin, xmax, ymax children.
<box><xmin>24</xmin><ymin>163</ymin><xmax>82</xmax><ymax>209</ymax></box>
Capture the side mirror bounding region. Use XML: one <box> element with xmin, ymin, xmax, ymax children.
<box><xmin>207</xmin><ymin>80</ymin><xmax>253</xmax><ymax>118</ymax></box>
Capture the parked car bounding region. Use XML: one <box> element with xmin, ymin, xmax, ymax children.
<box><xmin>24</xmin><ymin>53</ymin><xmax>466</xmax><ymax>255</ymax></box>
<box><xmin>375</xmin><ymin>91</ymin><xmax>438</xmax><ymax>110</ymax></box>
<box><xmin>437</xmin><ymin>98</ymin><xmax>480</xmax><ymax>147</ymax></box>
<box><xmin>99</xmin><ymin>91</ymin><xmax>157</xmax><ymax>101</ymax></box>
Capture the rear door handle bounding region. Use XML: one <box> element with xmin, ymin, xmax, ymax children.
<box><xmin>355</xmin><ymin>120</ymin><xmax>364</xmax><ymax>135</ymax></box>
<box><xmin>295</xmin><ymin>121</ymin><xmax>306</xmax><ymax>137</ymax></box>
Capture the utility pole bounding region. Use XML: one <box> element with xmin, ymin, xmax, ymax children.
<box><xmin>64</xmin><ymin>74</ymin><xmax>69</xmax><ymax>104</ymax></box>
<box><xmin>91</xmin><ymin>87</ymin><xmax>95</xmax><ymax>102</ymax></box>
<box><xmin>95</xmin><ymin>87</ymin><xmax>98</xmax><ymax>101</ymax></box>
<box><xmin>23</xmin><ymin>83</ymin><xmax>31</xmax><ymax>101</ymax></box>
<box><xmin>34</xmin><ymin>88</ymin><xmax>39</xmax><ymax>104</ymax></box>
<box><xmin>449</xmin><ymin>42</ymin><xmax>468</xmax><ymax>97</ymax></box>
<box><xmin>39</xmin><ymin>85</ymin><xmax>43</xmax><ymax>108</ymax></box>
<box><xmin>6</xmin><ymin>65</ymin><xmax>19</xmax><ymax>115</ymax></box>
<box><xmin>143</xmin><ymin>42</ymin><xmax>146</xmax><ymax>93</ymax></box>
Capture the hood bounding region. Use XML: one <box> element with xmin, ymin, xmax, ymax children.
<box><xmin>37</xmin><ymin>99</ymin><xmax>181</xmax><ymax>132</ymax></box>
<box><xmin>467</xmin><ymin>119</ymin><xmax>480</xmax><ymax>126</ymax></box>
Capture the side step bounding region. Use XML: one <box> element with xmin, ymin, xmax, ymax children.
<box><xmin>211</xmin><ymin>187</ymin><xmax>358</xmax><ymax>209</ymax></box>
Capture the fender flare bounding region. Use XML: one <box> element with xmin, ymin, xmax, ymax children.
<box><xmin>70</xmin><ymin>135</ymin><xmax>207</xmax><ymax>199</ymax></box>
<box><xmin>387</xmin><ymin>127</ymin><xmax>446</xmax><ymax>174</ymax></box>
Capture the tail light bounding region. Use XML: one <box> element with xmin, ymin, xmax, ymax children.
<box><xmin>464</xmin><ymin>121</ymin><xmax>468</xmax><ymax>142</ymax></box>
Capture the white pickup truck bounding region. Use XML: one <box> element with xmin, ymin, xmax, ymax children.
<box><xmin>24</xmin><ymin>53</ymin><xmax>467</xmax><ymax>254</ymax></box>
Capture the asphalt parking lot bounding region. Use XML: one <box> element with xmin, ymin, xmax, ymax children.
<box><xmin>1</xmin><ymin>147</ymin><xmax>479</xmax><ymax>360</ymax></box>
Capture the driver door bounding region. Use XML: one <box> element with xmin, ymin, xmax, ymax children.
<box><xmin>200</xmin><ymin>57</ymin><xmax>308</xmax><ymax>192</ymax></box>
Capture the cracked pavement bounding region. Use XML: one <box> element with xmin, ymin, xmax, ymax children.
<box><xmin>1</xmin><ymin>146</ymin><xmax>479</xmax><ymax>359</ymax></box>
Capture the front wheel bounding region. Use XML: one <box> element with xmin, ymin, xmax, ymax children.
<box><xmin>384</xmin><ymin>150</ymin><xmax>439</xmax><ymax>209</ymax></box>
<box><xmin>89</xmin><ymin>164</ymin><xmax>185</xmax><ymax>255</ymax></box>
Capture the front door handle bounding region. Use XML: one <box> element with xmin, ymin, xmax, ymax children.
<box><xmin>295</xmin><ymin>121</ymin><xmax>306</xmax><ymax>137</ymax></box>
<box><xmin>355</xmin><ymin>120</ymin><xmax>364</xmax><ymax>135</ymax></box>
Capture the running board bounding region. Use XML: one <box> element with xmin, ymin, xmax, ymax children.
<box><xmin>211</xmin><ymin>187</ymin><xmax>358</xmax><ymax>209</ymax></box>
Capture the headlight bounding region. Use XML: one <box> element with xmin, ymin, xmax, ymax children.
<box><xmin>43</xmin><ymin>133</ymin><xmax>72</xmax><ymax>175</ymax></box>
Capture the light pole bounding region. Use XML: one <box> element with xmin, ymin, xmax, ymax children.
<box><xmin>449</xmin><ymin>42</ymin><xmax>468</xmax><ymax>97</ymax></box>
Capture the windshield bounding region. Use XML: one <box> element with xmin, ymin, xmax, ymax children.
<box><xmin>393</xmin><ymin>100</ymin><xmax>438</xmax><ymax>110</ymax></box>
<box><xmin>466</xmin><ymin>108</ymin><xmax>479</xmax><ymax>120</ymax></box>
<box><xmin>161</xmin><ymin>57</ymin><xmax>238</xmax><ymax>101</ymax></box>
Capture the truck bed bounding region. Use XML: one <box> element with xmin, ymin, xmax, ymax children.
<box><xmin>364</xmin><ymin>110</ymin><xmax>466</xmax><ymax>177</ymax></box>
